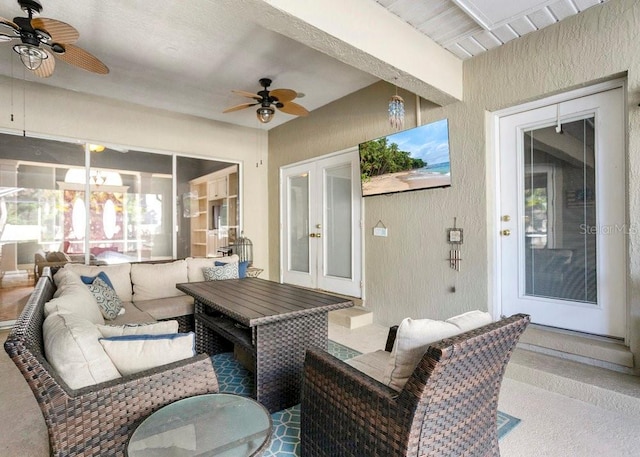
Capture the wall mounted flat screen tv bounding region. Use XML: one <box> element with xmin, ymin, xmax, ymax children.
<box><xmin>359</xmin><ymin>118</ymin><xmax>451</xmax><ymax>197</ymax></box>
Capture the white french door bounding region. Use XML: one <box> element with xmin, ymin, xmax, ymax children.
<box><xmin>498</xmin><ymin>86</ymin><xmax>626</xmax><ymax>337</ymax></box>
<box><xmin>280</xmin><ymin>150</ymin><xmax>362</xmax><ymax>297</ymax></box>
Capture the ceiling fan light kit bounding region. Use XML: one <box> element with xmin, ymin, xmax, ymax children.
<box><xmin>0</xmin><ymin>0</ymin><xmax>108</xmax><ymax>77</ymax></box>
<box><xmin>13</xmin><ymin>42</ymin><xmax>47</xmax><ymax>69</ymax></box>
<box><xmin>256</xmin><ymin>106</ymin><xmax>275</xmax><ymax>124</ymax></box>
<box><xmin>224</xmin><ymin>77</ymin><xmax>309</xmax><ymax>125</ymax></box>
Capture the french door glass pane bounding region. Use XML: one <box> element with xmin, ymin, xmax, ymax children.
<box><xmin>523</xmin><ymin>117</ymin><xmax>597</xmax><ymax>303</ymax></box>
<box><xmin>288</xmin><ymin>174</ymin><xmax>309</xmax><ymax>273</ymax></box>
<box><xmin>325</xmin><ymin>164</ymin><xmax>352</xmax><ymax>279</ymax></box>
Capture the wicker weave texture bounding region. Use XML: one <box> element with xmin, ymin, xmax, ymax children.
<box><xmin>4</xmin><ymin>276</ymin><xmax>220</xmax><ymax>457</ymax></box>
<box><xmin>301</xmin><ymin>314</ymin><xmax>530</xmax><ymax>457</ymax></box>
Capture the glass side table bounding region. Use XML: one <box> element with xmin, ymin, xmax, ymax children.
<box><xmin>127</xmin><ymin>394</ymin><xmax>272</xmax><ymax>456</ymax></box>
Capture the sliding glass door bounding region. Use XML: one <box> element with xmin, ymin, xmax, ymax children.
<box><xmin>0</xmin><ymin>132</ymin><xmax>235</xmax><ymax>326</ymax></box>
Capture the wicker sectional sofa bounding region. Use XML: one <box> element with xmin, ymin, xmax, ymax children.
<box><xmin>3</xmin><ymin>257</ymin><xmax>238</xmax><ymax>456</ymax></box>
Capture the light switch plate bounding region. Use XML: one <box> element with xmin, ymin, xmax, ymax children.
<box><xmin>373</xmin><ymin>227</ymin><xmax>388</xmax><ymax>237</ymax></box>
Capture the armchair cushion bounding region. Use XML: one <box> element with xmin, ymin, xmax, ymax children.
<box><xmin>385</xmin><ymin>310</ymin><xmax>493</xmax><ymax>391</ymax></box>
<box><xmin>385</xmin><ymin>318</ymin><xmax>461</xmax><ymax>391</ymax></box>
<box><xmin>46</xmin><ymin>251</ymin><xmax>71</xmax><ymax>262</ymax></box>
<box><xmin>99</xmin><ymin>332</ymin><xmax>196</xmax><ymax>376</ymax></box>
<box><xmin>345</xmin><ymin>349</ymin><xmax>390</xmax><ymax>384</ymax></box>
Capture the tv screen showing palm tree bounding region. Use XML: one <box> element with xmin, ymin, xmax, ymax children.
<box><xmin>359</xmin><ymin>118</ymin><xmax>451</xmax><ymax>197</ymax></box>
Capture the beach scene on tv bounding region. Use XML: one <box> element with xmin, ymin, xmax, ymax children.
<box><xmin>359</xmin><ymin>118</ymin><xmax>451</xmax><ymax>197</ymax></box>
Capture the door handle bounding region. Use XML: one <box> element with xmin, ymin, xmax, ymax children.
<box><xmin>501</xmin><ymin>229</ymin><xmax>511</xmax><ymax>236</ymax></box>
<box><xmin>309</xmin><ymin>233</ymin><xmax>322</xmax><ymax>238</ymax></box>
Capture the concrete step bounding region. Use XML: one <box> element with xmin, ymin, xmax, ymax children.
<box><xmin>519</xmin><ymin>324</ymin><xmax>633</xmax><ymax>370</ymax></box>
<box><xmin>506</xmin><ymin>348</ymin><xmax>640</xmax><ymax>418</ymax></box>
<box><xmin>329</xmin><ymin>307</ymin><xmax>373</xmax><ymax>329</ymax></box>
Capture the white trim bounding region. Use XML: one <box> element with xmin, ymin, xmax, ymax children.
<box><xmin>492</xmin><ymin>78</ymin><xmax>625</xmax><ymax>118</ymax></box>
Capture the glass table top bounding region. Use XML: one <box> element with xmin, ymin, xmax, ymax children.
<box><xmin>127</xmin><ymin>394</ymin><xmax>272</xmax><ymax>457</ymax></box>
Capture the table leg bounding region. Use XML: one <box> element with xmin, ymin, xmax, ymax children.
<box><xmin>254</xmin><ymin>312</ymin><xmax>328</xmax><ymax>413</ymax></box>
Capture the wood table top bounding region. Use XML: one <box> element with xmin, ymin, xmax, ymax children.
<box><xmin>177</xmin><ymin>278</ymin><xmax>353</xmax><ymax>327</ymax></box>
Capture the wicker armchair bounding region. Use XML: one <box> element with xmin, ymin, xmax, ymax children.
<box><xmin>4</xmin><ymin>276</ymin><xmax>220</xmax><ymax>457</ymax></box>
<box><xmin>301</xmin><ymin>313</ymin><xmax>530</xmax><ymax>457</ymax></box>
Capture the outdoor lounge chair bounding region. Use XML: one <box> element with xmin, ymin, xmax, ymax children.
<box><xmin>301</xmin><ymin>313</ymin><xmax>530</xmax><ymax>457</ymax></box>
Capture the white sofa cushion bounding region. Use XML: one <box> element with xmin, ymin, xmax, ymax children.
<box><xmin>65</xmin><ymin>263</ymin><xmax>133</xmax><ymax>302</ymax></box>
<box><xmin>131</xmin><ymin>260</ymin><xmax>188</xmax><ymax>302</ymax></box>
<box><xmin>47</xmin><ymin>269</ymin><xmax>105</xmax><ymax>325</ymax></box>
<box><xmin>134</xmin><ymin>295</ymin><xmax>194</xmax><ymax>321</ymax></box>
<box><xmin>99</xmin><ymin>332</ymin><xmax>196</xmax><ymax>376</ymax></box>
<box><xmin>43</xmin><ymin>313</ymin><xmax>121</xmax><ymax>389</ymax></box>
<box><xmin>186</xmin><ymin>255</ymin><xmax>239</xmax><ymax>282</ymax></box>
<box><xmin>97</xmin><ymin>320</ymin><xmax>179</xmax><ymax>337</ymax></box>
<box><xmin>384</xmin><ymin>310</ymin><xmax>492</xmax><ymax>391</ymax></box>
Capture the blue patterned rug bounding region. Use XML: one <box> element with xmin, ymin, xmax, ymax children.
<box><xmin>211</xmin><ymin>341</ymin><xmax>520</xmax><ymax>456</ymax></box>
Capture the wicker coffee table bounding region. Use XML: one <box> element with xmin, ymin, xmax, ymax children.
<box><xmin>127</xmin><ymin>394</ymin><xmax>272</xmax><ymax>456</ymax></box>
<box><xmin>176</xmin><ymin>278</ymin><xmax>353</xmax><ymax>413</ymax></box>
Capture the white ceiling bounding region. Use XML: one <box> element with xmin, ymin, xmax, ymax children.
<box><xmin>0</xmin><ymin>0</ymin><xmax>607</xmax><ymax>130</ymax></box>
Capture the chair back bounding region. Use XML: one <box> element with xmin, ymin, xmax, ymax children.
<box><xmin>397</xmin><ymin>314</ymin><xmax>530</xmax><ymax>456</ymax></box>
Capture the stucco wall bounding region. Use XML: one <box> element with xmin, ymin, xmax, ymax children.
<box><xmin>0</xmin><ymin>76</ymin><xmax>270</xmax><ymax>275</ymax></box>
<box><xmin>268</xmin><ymin>0</ymin><xmax>639</xmax><ymax>368</ymax></box>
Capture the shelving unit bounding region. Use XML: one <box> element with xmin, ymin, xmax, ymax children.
<box><xmin>189</xmin><ymin>165</ymin><xmax>239</xmax><ymax>257</ymax></box>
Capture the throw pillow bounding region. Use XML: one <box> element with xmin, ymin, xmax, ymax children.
<box><xmin>215</xmin><ymin>260</ymin><xmax>249</xmax><ymax>278</ymax></box>
<box><xmin>185</xmin><ymin>255</ymin><xmax>240</xmax><ymax>282</ymax></box>
<box><xmin>97</xmin><ymin>320</ymin><xmax>179</xmax><ymax>338</ymax></box>
<box><xmin>87</xmin><ymin>277</ymin><xmax>123</xmax><ymax>320</ymax></box>
<box><xmin>99</xmin><ymin>332</ymin><xmax>196</xmax><ymax>376</ymax></box>
<box><xmin>202</xmin><ymin>262</ymin><xmax>239</xmax><ymax>281</ymax></box>
<box><xmin>80</xmin><ymin>271</ymin><xmax>115</xmax><ymax>290</ymax></box>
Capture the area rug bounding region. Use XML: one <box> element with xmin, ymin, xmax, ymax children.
<box><xmin>211</xmin><ymin>341</ymin><xmax>520</xmax><ymax>457</ymax></box>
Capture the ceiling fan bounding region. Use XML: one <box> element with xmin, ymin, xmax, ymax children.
<box><xmin>0</xmin><ymin>0</ymin><xmax>108</xmax><ymax>78</ymax></box>
<box><xmin>223</xmin><ymin>78</ymin><xmax>309</xmax><ymax>124</ymax></box>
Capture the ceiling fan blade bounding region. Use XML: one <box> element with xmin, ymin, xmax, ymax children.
<box><xmin>32</xmin><ymin>48</ymin><xmax>55</xmax><ymax>78</ymax></box>
<box><xmin>270</xmin><ymin>88</ymin><xmax>297</xmax><ymax>103</ymax></box>
<box><xmin>223</xmin><ymin>102</ymin><xmax>258</xmax><ymax>113</ymax></box>
<box><xmin>0</xmin><ymin>16</ymin><xmax>19</xmax><ymax>31</ymax></box>
<box><xmin>52</xmin><ymin>43</ymin><xmax>109</xmax><ymax>74</ymax></box>
<box><xmin>277</xmin><ymin>101</ymin><xmax>309</xmax><ymax>117</ymax></box>
<box><xmin>232</xmin><ymin>89</ymin><xmax>261</xmax><ymax>100</ymax></box>
<box><xmin>31</xmin><ymin>18</ymin><xmax>79</xmax><ymax>44</ymax></box>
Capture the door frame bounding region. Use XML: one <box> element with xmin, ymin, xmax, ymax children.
<box><xmin>488</xmin><ymin>78</ymin><xmax>628</xmax><ymax>342</ymax></box>
<box><xmin>279</xmin><ymin>147</ymin><xmax>364</xmax><ymax>298</ymax></box>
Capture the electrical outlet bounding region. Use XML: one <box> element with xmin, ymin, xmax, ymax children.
<box><xmin>373</xmin><ymin>227</ymin><xmax>388</xmax><ymax>237</ymax></box>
